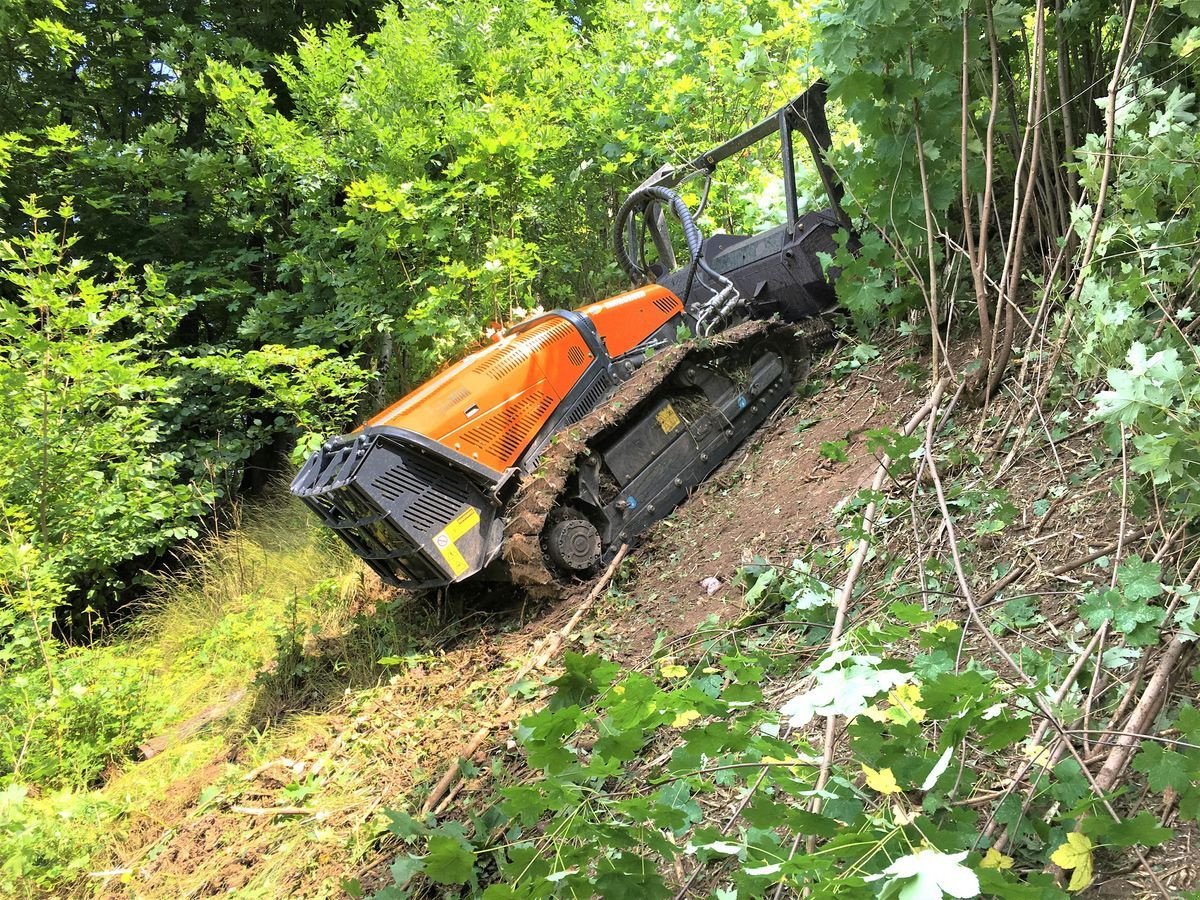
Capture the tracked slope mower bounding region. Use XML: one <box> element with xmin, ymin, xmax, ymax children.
<box><xmin>292</xmin><ymin>82</ymin><xmax>849</xmax><ymax>591</ymax></box>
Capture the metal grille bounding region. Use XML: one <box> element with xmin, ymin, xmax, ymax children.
<box><xmin>369</xmin><ymin>455</ymin><xmax>470</xmax><ymax>532</ymax></box>
<box><xmin>563</xmin><ymin>376</ymin><xmax>613</xmax><ymax>426</ymax></box>
<box><xmin>567</xmin><ymin>345</ymin><xmax>587</xmax><ymax>367</ymax></box>
<box><xmin>291</xmin><ymin>433</ymin><xmax>453</xmax><ymax>585</ymax></box>
<box><xmin>654</xmin><ymin>295</ymin><xmax>678</xmax><ymax>314</ymax></box>
<box><xmin>462</xmin><ymin>390</ymin><xmax>556</xmax><ymax>464</ymax></box>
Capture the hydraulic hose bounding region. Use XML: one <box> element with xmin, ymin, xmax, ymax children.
<box><xmin>612</xmin><ymin>185</ymin><xmax>704</xmax><ymax>285</ymax></box>
<box><xmin>612</xmin><ymin>182</ymin><xmax>744</xmax><ymax>335</ymax></box>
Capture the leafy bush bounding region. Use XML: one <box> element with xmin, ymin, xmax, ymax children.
<box><xmin>376</xmin><ymin>604</ymin><xmax>1177</xmax><ymax>897</ymax></box>
<box><xmin>1082</xmin><ymin>82</ymin><xmax>1200</xmax><ymax>517</ymax></box>
<box><xmin>0</xmin><ymin>200</ymin><xmax>209</xmax><ymax>604</ymax></box>
<box><xmin>0</xmin><ymin>784</ymin><xmax>115</xmax><ymax>896</ymax></box>
<box><xmin>1070</xmin><ymin>80</ymin><xmax>1200</xmax><ymax>375</ymax></box>
<box><xmin>0</xmin><ymin>640</ymin><xmax>157</xmax><ymax>789</ymax></box>
<box><xmin>0</xmin><ymin>202</ymin><xmax>366</xmax><ymax>619</ymax></box>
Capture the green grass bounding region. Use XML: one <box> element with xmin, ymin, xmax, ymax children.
<box><xmin>2</xmin><ymin>491</ymin><xmax>379</xmax><ymax>897</ymax></box>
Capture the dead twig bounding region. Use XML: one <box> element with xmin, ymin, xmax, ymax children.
<box><xmin>1093</xmin><ymin>637</ymin><xmax>1192</xmax><ymax>794</ymax></box>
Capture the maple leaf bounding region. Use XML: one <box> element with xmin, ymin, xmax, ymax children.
<box><xmin>862</xmin><ymin>764</ymin><xmax>901</xmax><ymax>795</ymax></box>
<box><xmin>980</xmin><ymin>848</ymin><xmax>1013</xmax><ymax>870</ymax></box>
<box><xmin>886</xmin><ymin>682</ymin><xmax>926</xmax><ymax>725</ymax></box>
<box><xmin>1117</xmin><ymin>556</ymin><xmax>1164</xmax><ymax>601</ymax></box>
<box><xmin>671</xmin><ymin>709</ymin><xmax>701</xmax><ymax>728</ymax></box>
<box><xmin>1078</xmin><ymin>587</ymin><xmax>1164</xmax><ymax>644</ymax></box>
<box><xmin>1050</xmin><ymin>833</ymin><xmax>1095</xmax><ymax>892</ymax></box>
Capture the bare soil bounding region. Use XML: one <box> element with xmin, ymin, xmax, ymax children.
<box><xmin>601</xmin><ymin>352</ymin><xmax>924</xmax><ymax>662</ymax></box>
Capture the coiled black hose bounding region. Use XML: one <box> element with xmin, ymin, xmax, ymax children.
<box><xmin>612</xmin><ymin>185</ymin><xmax>704</xmax><ymax>285</ymax></box>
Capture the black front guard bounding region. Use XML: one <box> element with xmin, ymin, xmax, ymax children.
<box><xmin>290</xmin><ymin>427</ymin><xmax>506</xmax><ymax>589</ymax></box>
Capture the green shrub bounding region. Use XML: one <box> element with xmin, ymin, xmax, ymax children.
<box><xmin>0</xmin><ymin>641</ymin><xmax>157</xmax><ymax>790</ymax></box>
<box><xmin>0</xmin><ymin>783</ymin><xmax>115</xmax><ymax>896</ymax></box>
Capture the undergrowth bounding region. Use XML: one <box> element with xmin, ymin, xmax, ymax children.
<box><xmin>0</xmin><ymin>495</ymin><xmax>372</xmax><ymax>896</ymax></box>
<box><xmin>367</xmin><ymin>385</ymin><xmax>1200</xmax><ymax>898</ymax></box>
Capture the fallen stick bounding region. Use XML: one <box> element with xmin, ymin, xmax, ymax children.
<box><xmin>434</xmin><ymin>774</ymin><xmax>470</xmax><ymax>817</ymax></box>
<box><xmin>1050</xmin><ymin>527</ymin><xmax>1150</xmax><ymax>576</ymax></box>
<box><xmin>420</xmin><ymin>545</ymin><xmax>629</xmax><ymax>817</ymax></box>
<box><xmin>1093</xmin><ymin>636</ymin><xmax>1191</xmax><ymax>793</ymax></box>
<box><xmin>231</xmin><ymin>805</ymin><xmax>315</xmax><ymax>817</ymax></box>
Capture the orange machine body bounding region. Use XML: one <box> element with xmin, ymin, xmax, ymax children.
<box><xmin>365</xmin><ymin>285</ymin><xmax>684</xmax><ymax>474</ymax></box>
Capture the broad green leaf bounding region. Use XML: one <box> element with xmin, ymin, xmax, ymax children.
<box><xmin>1131</xmin><ymin>742</ymin><xmax>1196</xmax><ymax>791</ymax></box>
<box><xmin>423</xmin><ymin>835</ymin><xmax>475</xmax><ymax>885</ymax></box>
<box><xmin>1081</xmin><ymin>811</ymin><xmax>1172</xmax><ymax>848</ymax></box>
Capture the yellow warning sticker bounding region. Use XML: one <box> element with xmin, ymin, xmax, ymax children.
<box><xmin>433</xmin><ymin>506</ymin><xmax>480</xmax><ymax>577</ymax></box>
<box><xmin>656</xmin><ymin>403</ymin><xmax>681</xmax><ymax>434</ymax></box>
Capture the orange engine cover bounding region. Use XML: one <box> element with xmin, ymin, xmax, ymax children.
<box><xmin>365</xmin><ymin>284</ymin><xmax>683</xmax><ymax>474</ymax></box>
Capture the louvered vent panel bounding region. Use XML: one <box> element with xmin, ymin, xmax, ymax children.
<box><xmin>654</xmin><ymin>295</ymin><xmax>679</xmax><ymax>314</ymax></box>
<box><xmin>563</xmin><ymin>377</ymin><xmax>612</xmax><ymax>426</ymax></box>
<box><xmin>371</xmin><ymin>456</ymin><xmax>470</xmax><ymax>532</ymax></box>
<box><xmin>471</xmin><ymin>319</ymin><xmax>576</xmax><ymax>381</ymax></box>
<box><xmin>438</xmin><ymin>387</ymin><xmax>472</xmax><ymax>412</ymax></box>
<box><xmin>462</xmin><ymin>390</ymin><xmax>556</xmax><ymax>467</ymax></box>
<box><xmin>567</xmin><ymin>345</ymin><xmax>587</xmax><ymax>367</ymax></box>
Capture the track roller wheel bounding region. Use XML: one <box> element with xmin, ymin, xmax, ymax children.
<box><xmin>545</xmin><ymin>512</ymin><xmax>601</xmax><ymax>574</ymax></box>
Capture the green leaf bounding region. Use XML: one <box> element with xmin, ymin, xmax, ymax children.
<box><xmin>1177</xmin><ymin>705</ymin><xmax>1200</xmax><ymax>742</ymax></box>
<box><xmin>1081</xmin><ymin>811</ymin><xmax>1173</xmax><ymax>848</ymax></box>
<box><xmin>651</xmin><ymin>782</ymin><xmax>703</xmax><ymax>833</ymax></box>
<box><xmin>423</xmin><ymin>834</ymin><xmax>475</xmax><ymax>885</ymax></box>
<box><xmin>1131</xmin><ymin>741</ymin><xmax>1196</xmax><ymax>791</ymax></box>
<box><xmin>977</xmin><ymin>867</ymin><xmax>1069</xmax><ymax>899</ymax></box>
<box><xmin>388</xmin><ymin>855</ymin><xmax>425</xmax><ymax>890</ymax></box>
<box><xmin>1117</xmin><ymin>556</ymin><xmax>1164</xmax><ymax>601</ymax></box>
<box><xmin>1078</xmin><ymin>587</ymin><xmax>1164</xmax><ymax>643</ymax></box>
<box><xmin>548</xmin><ymin>652</ymin><xmax>619</xmax><ymax>710</ymax></box>
<box><xmin>1050</xmin><ymin>759</ymin><xmax>1090</xmax><ymax>807</ymax></box>
<box><xmin>819</xmin><ymin>439</ymin><xmax>850</xmax><ymax>463</ymax></box>
<box><xmin>384</xmin><ymin>809</ymin><xmax>426</xmax><ymax>840</ymax></box>
<box><xmin>594</xmin><ymin>853</ymin><xmax>671</xmax><ymax>899</ymax></box>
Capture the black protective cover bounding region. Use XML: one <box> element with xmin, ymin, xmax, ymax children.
<box><xmin>290</xmin><ymin>427</ymin><xmax>505</xmax><ymax>588</ymax></box>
